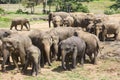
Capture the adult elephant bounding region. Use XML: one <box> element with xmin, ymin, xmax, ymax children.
<box><xmin>59</xmin><ymin>36</ymin><xmax>86</xmax><ymax>70</ymax></box>
<box><xmin>2</xmin><ymin>33</ymin><xmax>32</xmax><ymax>71</ymax></box>
<box><xmin>94</xmin><ymin>21</ymin><xmax>120</xmax><ymax>41</ymax></box>
<box><xmin>29</xmin><ymin>30</ymin><xmax>54</xmax><ymax>67</ymax></box>
<box><xmin>47</xmin><ymin>27</ymin><xmax>82</xmax><ymax>60</ymax></box>
<box><xmin>74</xmin><ymin>30</ymin><xmax>100</xmax><ymax>64</ymax></box>
<box><xmin>10</xmin><ymin>18</ymin><xmax>30</xmax><ymax>31</ymax></box>
<box><xmin>48</xmin><ymin>12</ymin><xmax>70</xmax><ymax>28</ymax></box>
<box><xmin>52</xmin><ymin>16</ymin><xmax>63</xmax><ymax>27</ymax></box>
<box><xmin>63</xmin><ymin>16</ymin><xmax>74</xmax><ymax>27</ymax></box>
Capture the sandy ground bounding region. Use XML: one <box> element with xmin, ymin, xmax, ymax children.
<box><xmin>0</xmin><ymin>21</ymin><xmax>120</xmax><ymax>80</ymax></box>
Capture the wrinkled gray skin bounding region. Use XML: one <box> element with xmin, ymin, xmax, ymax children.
<box><xmin>10</xmin><ymin>18</ymin><xmax>30</xmax><ymax>31</ymax></box>
<box><xmin>59</xmin><ymin>36</ymin><xmax>86</xmax><ymax>70</ymax></box>
<box><xmin>72</xmin><ymin>14</ymin><xmax>94</xmax><ymax>30</ymax></box>
<box><xmin>47</xmin><ymin>27</ymin><xmax>82</xmax><ymax>60</ymax></box>
<box><xmin>63</xmin><ymin>16</ymin><xmax>74</xmax><ymax>27</ymax></box>
<box><xmin>0</xmin><ymin>29</ymin><xmax>12</xmax><ymax>72</ymax></box>
<box><xmin>94</xmin><ymin>22</ymin><xmax>120</xmax><ymax>41</ymax></box>
<box><xmin>48</xmin><ymin>12</ymin><xmax>70</xmax><ymax>28</ymax></box>
<box><xmin>74</xmin><ymin>30</ymin><xmax>100</xmax><ymax>64</ymax></box>
<box><xmin>2</xmin><ymin>33</ymin><xmax>32</xmax><ymax>71</ymax></box>
<box><xmin>22</xmin><ymin>45</ymin><xmax>41</xmax><ymax>76</ymax></box>
<box><xmin>29</xmin><ymin>30</ymin><xmax>53</xmax><ymax>67</ymax></box>
<box><xmin>52</xmin><ymin>16</ymin><xmax>63</xmax><ymax>27</ymax></box>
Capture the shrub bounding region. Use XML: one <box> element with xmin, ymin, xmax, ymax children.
<box><xmin>16</xmin><ymin>9</ymin><xmax>23</xmax><ymax>14</ymax></box>
<box><xmin>0</xmin><ymin>7</ymin><xmax>5</xmax><ymax>14</ymax></box>
<box><xmin>55</xmin><ymin>1</ymin><xmax>89</xmax><ymax>13</ymax></box>
<box><xmin>104</xmin><ymin>8</ymin><xmax>120</xmax><ymax>15</ymax></box>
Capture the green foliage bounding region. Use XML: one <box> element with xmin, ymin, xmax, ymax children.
<box><xmin>55</xmin><ymin>1</ymin><xmax>89</xmax><ymax>13</ymax></box>
<box><xmin>104</xmin><ymin>8</ymin><xmax>120</xmax><ymax>15</ymax></box>
<box><xmin>0</xmin><ymin>7</ymin><xmax>5</xmax><ymax>14</ymax></box>
<box><xmin>15</xmin><ymin>9</ymin><xmax>29</xmax><ymax>14</ymax></box>
<box><xmin>104</xmin><ymin>0</ymin><xmax>120</xmax><ymax>15</ymax></box>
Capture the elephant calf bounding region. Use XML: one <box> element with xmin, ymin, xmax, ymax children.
<box><xmin>22</xmin><ymin>45</ymin><xmax>41</xmax><ymax>76</ymax></box>
<box><xmin>10</xmin><ymin>18</ymin><xmax>30</xmax><ymax>31</ymax></box>
<box><xmin>59</xmin><ymin>36</ymin><xmax>86</xmax><ymax>70</ymax></box>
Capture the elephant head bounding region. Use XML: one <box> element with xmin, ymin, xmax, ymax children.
<box><xmin>59</xmin><ymin>41</ymin><xmax>77</xmax><ymax>70</ymax></box>
<box><xmin>52</xmin><ymin>16</ymin><xmax>62</xmax><ymax>27</ymax></box>
<box><xmin>95</xmin><ymin>23</ymin><xmax>106</xmax><ymax>41</ymax></box>
<box><xmin>2</xmin><ymin>38</ymin><xmax>19</xmax><ymax>52</ymax></box>
<box><xmin>63</xmin><ymin>16</ymin><xmax>74</xmax><ymax>27</ymax></box>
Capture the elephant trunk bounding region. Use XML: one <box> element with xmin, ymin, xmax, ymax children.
<box><xmin>44</xmin><ymin>45</ymin><xmax>51</xmax><ymax>66</ymax></box>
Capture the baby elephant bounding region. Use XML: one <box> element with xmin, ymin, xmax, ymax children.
<box><xmin>10</xmin><ymin>18</ymin><xmax>30</xmax><ymax>31</ymax></box>
<box><xmin>59</xmin><ymin>36</ymin><xmax>86</xmax><ymax>70</ymax></box>
<box><xmin>22</xmin><ymin>45</ymin><xmax>41</xmax><ymax>76</ymax></box>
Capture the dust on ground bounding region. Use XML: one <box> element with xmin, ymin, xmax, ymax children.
<box><xmin>0</xmin><ymin>21</ymin><xmax>120</xmax><ymax>80</ymax></box>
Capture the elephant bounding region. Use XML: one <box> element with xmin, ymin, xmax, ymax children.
<box><xmin>48</xmin><ymin>12</ymin><xmax>70</xmax><ymax>28</ymax></box>
<box><xmin>52</xmin><ymin>16</ymin><xmax>63</xmax><ymax>27</ymax></box>
<box><xmin>59</xmin><ymin>36</ymin><xmax>86</xmax><ymax>70</ymax></box>
<box><xmin>2</xmin><ymin>33</ymin><xmax>32</xmax><ymax>71</ymax></box>
<box><xmin>29</xmin><ymin>30</ymin><xmax>53</xmax><ymax>67</ymax></box>
<box><xmin>74</xmin><ymin>30</ymin><xmax>100</xmax><ymax>64</ymax></box>
<box><xmin>94</xmin><ymin>21</ymin><xmax>120</xmax><ymax>41</ymax></box>
<box><xmin>0</xmin><ymin>29</ymin><xmax>12</xmax><ymax>39</ymax></box>
<box><xmin>10</xmin><ymin>18</ymin><xmax>30</xmax><ymax>31</ymax></box>
<box><xmin>47</xmin><ymin>27</ymin><xmax>82</xmax><ymax>60</ymax></box>
<box><xmin>22</xmin><ymin>45</ymin><xmax>41</xmax><ymax>76</ymax></box>
<box><xmin>63</xmin><ymin>16</ymin><xmax>74</xmax><ymax>27</ymax></box>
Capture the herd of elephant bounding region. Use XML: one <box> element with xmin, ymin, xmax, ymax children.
<box><xmin>0</xmin><ymin>11</ymin><xmax>119</xmax><ymax>76</ymax></box>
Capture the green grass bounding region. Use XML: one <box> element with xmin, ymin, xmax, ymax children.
<box><xmin>82</xmin><ymin>1</ymin><xmax>115</xmax><ymax>14</ymax></box>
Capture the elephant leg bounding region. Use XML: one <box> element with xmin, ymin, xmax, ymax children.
<box><xmin>21</xmin><ymin>24</ymin><xmax>23</xmax><ymax>31</ymax></box>
<box><xmin>61</xmin><ymin>50</ymin><xmax>66</xmax><ymax>70</ymax></box>
<box><xmin>15</xmin><ymin>25</ymin><xmax>19</xmax><ymax>31</ymax></box>
<box><xmin>19</xmin><ymin>47</ymin><xmax>26</xmax><ymax>67</ymax></box>
<box><xmin>24</xmin><ymin>24</ymin><xmax>29</xmax><ymax>31</ymax></box>
<box><xmin>72</xmin><ymin>50</ymin><xmax>77</xmax><ymax>68</ymax></box>
<box><xmin>22</xmin><ymin>58</ymin><xmax>30</xmax><ymax>74</ymax></box>
<box><xmin>87</xmin><ymin>53</ymin><xmax>93</xmax><ymax>63</ymax></box>
<box><xmin>1</xmin><ymin>52</ymin><xmax>10</xmax><ymax>72</ymax></box>
<box><xmin>93</xmin><ymin>51</ymin><xmax>98</xmax><ymax>65</ymax></box>
<box><xmin>44</xmin><ymin>46</ymin><xmax>51</xmax><ymax>66</ymax></box>
<box><xmin>32</xmin><ymin>63</ymin><xmax>36</xmax><ymax>76</ymax></box>
<box><xmin>11</xmin><ymin>53</ymin><xmax>19</xmax><ymax>70</ymax></box>
<box><xmin>10</xmin><ymin>25</ymin><xmax>13</xmax><ymax>30</ymax></box>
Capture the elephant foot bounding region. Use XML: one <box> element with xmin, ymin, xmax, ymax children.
<box><xmin>48</xmin><ymin>63</ymin><xmax>52</xmax><ymax>66</ymax></box>
<box><xmin>62</xmin><ymin>66</ymin><xmax>67</xmax><ymax>70</ymax></box>
<box><xmin>32</xmin><ymin>72</ymin><xmax>36</xmax><ymax>76</ymax></box>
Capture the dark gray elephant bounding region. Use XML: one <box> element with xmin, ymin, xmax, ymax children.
<box><xmin>48</xmin><ymin>12</ymin><xmax>70</xmax><ymax>28</ymax></box>
<box><xmin>59</xmin><ymin>36</ymin><xmax>86</xmax><ymax>70</ymax></box>
<box><xmin>74</xmin><ymin>30</ymin><xmax>100</xmax><ymax>64</ymax></box>
<box><xmin>22</xmin><ymin>45</ymin><xmax>41</xmax><ymax>76</ymax></box>
<box><xmin>52</xmin><ymin>16</ymin><xmax>63</xmax><ymax>27</ymax></box>
<box><xmin>2</xmin><ymin>33</ymin><xmax>32</xmax><ymax>71</ymax></box>
<box><xmin>10</xmin><ymin>18</ymin><xmax>30</xmax><ymax>31</ymax></box>
<box><xmin>47</xmin><ymin>27</ymin><xmax>82</xmax><ymax>60</ymax></box>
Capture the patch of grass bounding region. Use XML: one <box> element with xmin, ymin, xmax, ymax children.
<box><xmin>82</xmin><ymin>1</ymin><xmax>115</xmax><ymax>14</ymax></box>
<box><xmin>24</xmin><ymin>76</ymin><xmax>47</xmax><ymax>80</ymax></box>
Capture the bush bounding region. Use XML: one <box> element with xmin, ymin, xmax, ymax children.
<box><xmin>55</xmin><ymin>2</ymin><xmax>89</xmax><ymax>13</ymax></box>
<box><xmin>0</xmin><ymin>7</ymin><xmax>5</xmax><ymax>14</ymax></box>
<box><xmin>16</xmin><ymin>9</ymin><xmax>23</xmax><ymax>14</ymax></box>
<box><xmin>104</xmin><ymin>8</ymin><xmax>120</xmax><ymax>15</ymax></box>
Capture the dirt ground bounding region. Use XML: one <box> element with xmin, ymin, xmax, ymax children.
<box><xmin>0</xmin><ymin>21</ymin><xmax>120</xmax><ymax>80</ymax></box>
